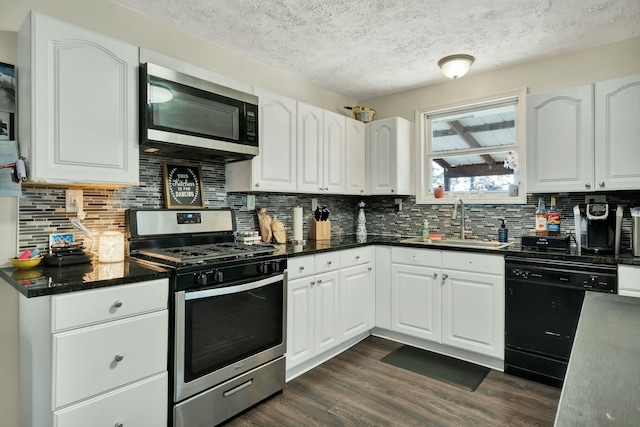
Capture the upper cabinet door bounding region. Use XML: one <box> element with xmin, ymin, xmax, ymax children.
<box><xmin>526</xmin><ymin>85</ymin><xmax>594</xmax><ymax>193</ymax></box>
<box><xmin>253</xmin><ymin>88</ymin><xmax>297</xmax><ymax>191</ymax></box>
<box><xmin>367</xmin><ymin>117</ymin><xmax>411</xmax><ymax>195</ymax></box>
<box><xmin>297</xmin><ymin>102</ymin><xmax>324</xmax><ymax>192</ymax></box>
<box><xmin>18</xmin><ymin>12</ymin><xmax>139</xmax><ymax>186</ymax></box>
<box><xmin>595</xmin><ymin>74</ymin><xmax>640</xmax><ymax>191</ymax></box>
<box><xmin>323</xmin><ymin>110</ymin><xmax>346</xmax><ymax>194</ymax></box>
<box><xmin>345</xmin><ymin>118</ymin><xmax>366</xmax><ymax>195</ymax></box>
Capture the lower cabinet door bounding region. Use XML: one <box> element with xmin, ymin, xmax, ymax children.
<box><xmin>390</xmin><ymin>264</ymin><xmax>441</xmax><ymax>342</ymax></box>
<box><xmin>339</xmin><ymin>263</ymin><xmax>373</xmax><ymax>341</ymax></box>
<box><xmin>52</xmin><ymin>311</ymin><xmax>168</xmax><ymax>408</ymax></box>
<box><xmin>53</xmin><ymin>372</ymin><xmax>167</xmax><ymax>427</ymax></box>
<box><xmin>441</xmin><ymin>270</ymin><xmax>504</xmax><ymax>358</ymax></box>
<box><xmin>286</xmin><ymin>277</ymin><xmax>314</xmax><ymax>369</ymax></box>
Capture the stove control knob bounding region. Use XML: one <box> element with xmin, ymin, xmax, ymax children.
<box><xmin>259</xmin><ymin>263</ymin><xmax>270</xmax><ymax>274</ymax></box>
<box><xmin>214</xmin><ymin>270</ymin><xmax>224</xmax><ymax>283</ymax></box>
<box><xmin>272</xmin><ymin>261</ymin><xmax>282</xmax><ymax>272</ymax></box>
<box><xmin>196</xmin><ymin>273</ymin><xmax>209</xmax><ymax>286</ymax></box>
<box><xmin>585</xmin><ymin>275</ymin><xmax>598</xmax><ymax>288</ymax></box>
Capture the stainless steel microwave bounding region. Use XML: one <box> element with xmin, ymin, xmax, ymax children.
<box><xmin>140</xmin><ymin>63</ymin><xmax>259</xmax><ymax>161</ymax></box>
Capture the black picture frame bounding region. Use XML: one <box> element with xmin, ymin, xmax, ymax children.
<box><xmin>162</xmin><ymin>162</ymin><xmax>205</xmax><ymax>209</ymax></box>
<box><xmin>0</xmin><ymin>62</ymin><xmax>16</xmax><ymax>114</ymax></box>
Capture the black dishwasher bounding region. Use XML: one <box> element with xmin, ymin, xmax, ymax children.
<box><xmin>504</xmin><ymin>257</ymin><xmax>616</xmax><ymax>388</ymax></box>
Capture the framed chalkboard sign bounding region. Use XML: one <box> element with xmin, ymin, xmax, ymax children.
<box><xmin>162</xmin><ymin>162</ymin><xmax>205</xmax><ymax>208</ymax></box>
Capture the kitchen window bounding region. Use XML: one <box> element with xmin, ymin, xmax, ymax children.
<box><xmin>415</xmin><ymin>89</ymin><xmax>527</xmax><ymax>204</ymax></box>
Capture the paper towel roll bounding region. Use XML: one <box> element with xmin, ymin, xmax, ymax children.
<box><xmin>293</xmin><ymin>206</ymin><xmax>303</xmax><ymax>242</ymax></box>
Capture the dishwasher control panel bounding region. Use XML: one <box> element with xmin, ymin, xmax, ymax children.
<box><xmin>506</xmin><ymin>258</ymin><xmax>617</xmax><ymax>293</ymax></box>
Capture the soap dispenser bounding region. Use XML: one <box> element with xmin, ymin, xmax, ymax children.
<box><xmin>422</xmin><ymin>219</ymin><xmax>430</xmax><ymax>242</ymax></box>
<box><xmin>498</xmin><ymin>219</ymin><xmax>509</xmax><ymax>243</ymax></box>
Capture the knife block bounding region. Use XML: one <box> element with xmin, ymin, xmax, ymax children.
<box><xmin>309</xmin><ymin>218</ymin><xmax>331</xmax><ymax>240</ymax></box>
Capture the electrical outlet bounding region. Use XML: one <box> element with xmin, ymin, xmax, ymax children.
<box><xmin>246</xmin><ymin>194</ymin><xmax>256</xmax><ymax>211</ymax></box>
<box><xmin>65</xmin><ymin>189</ymin><xmax>83</xmax><ymax>213</ymax></box>
<box><xmin>394</xmin><ymin>198</ymin><xmax>403</xmax><ymax>211</ymax></box>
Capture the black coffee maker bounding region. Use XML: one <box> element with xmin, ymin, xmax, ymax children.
<box><xmin>575</xmin><ymin>203</ymin><xmax>623</xmax><ymax>254</ymax></box>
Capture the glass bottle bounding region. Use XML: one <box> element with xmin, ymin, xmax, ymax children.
<box><xmin>535</xmin><ymin>198</ymin><xmax>548</xmax><ymax>236</ymax></box>
<box><xmin>547</xmin><ymin>196</ymin><xmax>561</xmax><ymax>236</ymax></box>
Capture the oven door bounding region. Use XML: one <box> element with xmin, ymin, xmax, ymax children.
<box><xmin>174</xmin><ymin>273</ymin><xmax>286</xmax><ymax>402</ymax></box>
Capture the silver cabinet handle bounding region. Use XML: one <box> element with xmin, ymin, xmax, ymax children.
<box><xmin>585</xmin><ymin>183</ymin><xmax>591</xmax><ymax>189</ymax></box>
<box><xmin>113</xmin><ymin>300</ymin><xmax>123</xmax><ymax>308</ymax></box>
<box><xmin>317</xmin><ymin>279</ymin><xmax>322</xmax><ymax>284</ymax></box>
<box><xmin>299</xmin><ymin>265</ymin><xmax>305</xmax><ymax>271</ymax></box>
<box><xmin>599</xmin><ymin>181</ymin><xmax>605</xmax><ymax>188</ymax></box>
<box><xmin>114</xmin><ymin>354</ymin><xmax>124</xmax><ymax>362</ymax></box>
<box><xmin>433</xmin><ymin>273</ymin><xmax>438</xmax><ymax>279</ymax></box>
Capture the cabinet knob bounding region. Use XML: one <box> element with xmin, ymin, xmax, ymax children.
<box><xmin>599</xmin><ymin>181</ymin><xmax>605</xmax><ymax>188</ymax></box>
<box><xmin>433</xmin><ymin>273</ymin><xmax>438</xmax><ymax>279</ymax></box>
<box><xmin>310</xmin><ymin>281</ymin><xmax>315</xmax><ymax>286</ymax></box>
<box><xmin>327</xmin><ymin>261</ymin><xmax>332</xmax><ymax>265</ymax></box>
<box><xmin>355</xmin><ymin>255</ymin><xmax>360</xmax><ymax>259</ymax></box>
<box><xmin>391</xmin><ymin>189</ymin><xmax>395</xmax><ymax>193</ymax></box>
<box><xmin>114</xmin><ymin>354</ymin><xmax>124</xmax><ymax>362</ymax></box>
<box><xmin>317</xmin><ymin>279</ymin><xmax>322</xmax><ymax>284</ymax></box>
<box><xmin>115</xmin><ymin>423</ymin><xmax>123</xmax><ymax>427</ymax></box>
<box><xmin>113</xmin><ymin>300</ymin><xmax>123</xmax><ymax>308</ymax></box>
<box><xmin>368</xmin><ymin>267</ymin><xmax>372</xmax><ymax>271</ymax></box>
<box><xmin>585</xmin><ymin>183</ymin><xmax>591</xmax><ymax>189</ymax></box>
<box><xmin>442</xmin><ymin>273</ymin><xmax>448</xmax><ymax>281</ymax></box>
<box><xmin>255</xmin><ymin>183</ymin><xmax>260</xmax><ymax>188</ymax></box>
<box><xmin>299</xmin><ymin>266</ymin><xmax>305</xmax><ymax>271</ymax></box>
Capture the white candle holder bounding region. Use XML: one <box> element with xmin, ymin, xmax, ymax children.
<box><xmin>99</xmin><ymin>231</ymin><xmax>124</xmax><ymax>263</ymax></box>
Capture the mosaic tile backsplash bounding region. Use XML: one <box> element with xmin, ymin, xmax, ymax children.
<box><xmin>18</xmin><ymin>154</ymin><xmax>640</xmax><ymax>253</ymax></box>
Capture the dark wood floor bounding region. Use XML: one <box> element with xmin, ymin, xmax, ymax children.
<box><xmin>224</xmin><ymin>337</ymin><xmax>560</xmax><ymax>427</ymax></box>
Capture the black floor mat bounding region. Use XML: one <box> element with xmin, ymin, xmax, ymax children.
<box><xmin>381</xmin><ymin>345</ymin><xmax>490</xmax><ymax>391</ymax></box>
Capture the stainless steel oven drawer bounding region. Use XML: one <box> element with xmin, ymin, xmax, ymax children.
<box><xmin>173</xmin><ymin>356</ymin><xmax>285</xmax><ymax>427</ymax></box>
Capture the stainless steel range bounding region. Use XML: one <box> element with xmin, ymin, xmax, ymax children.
<box><xmin>127</xmin><ymin>208</ymin><xmax>287</xmax><ymax>427</ymax></box>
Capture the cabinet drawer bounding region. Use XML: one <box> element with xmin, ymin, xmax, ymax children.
<box><xmin>287</xmin><ymin>256</ymin><xmax>315</xmax><ymax>280</ymax></box>
<box><xmin>391</xmin><ymin>247</ymin><xmax>441</xmax><ymax>267</ymax></box>
<box><xmin>53</xmin><ymin>372</ymin><xmax>167</xmax><ymax>427</ymax></box>
<box><xmin>52</xmin><ymin>279</ymin><xmax>168</xmax><ymax>332</ymax></box>
<box><xmin>618</xmin><ymin>265</ymin><xmax>640</xmax><ymax>298</ymax></box>
<box><xmin>442</xmin><ymin>251</ymin><xmax>504</xmax><ymax>275</ymax></box>
<box><xmin>340</xmin><ymin>247</ymin><xmax>373</xmax><ymax>267</ymax></box>
<box><xmin>53</xmin><ymin>310</ymin><xmax>168</xmax><ymax>409</ymax></box>
<box><xmin>315</xmin><ymin>252</ymin><xmax>341</xmax><ymax>273</ymax></box>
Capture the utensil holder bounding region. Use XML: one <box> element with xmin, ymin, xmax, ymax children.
<box><xmin>309</xmin><ymin>218</ymin><xmax>331</xmax><ymax>240</ymax></box>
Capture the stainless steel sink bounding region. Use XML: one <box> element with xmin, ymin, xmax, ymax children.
<box><xmin>400</xmin><ymin>237</ymin><xmax>513</xmax><ymax>250</ymax></box>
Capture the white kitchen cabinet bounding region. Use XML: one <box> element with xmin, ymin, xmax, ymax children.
<box><xmin>286</xmin><ymin>272</ymin><xmax>340</xmax><ymax>369</ymax></box>
<box><xmin>388</xmin><ymin>247</ymin><xmax>504</xmax><ymax>359</ymax></box>
<box><xmin>226</xmin><ymin>88</ymin><xmax>297</xmax><ymax>192</ymax></box>
<box><xmin>390</xmin><ymin>263</ymin><xmax>441</xmax><ymax>342</ymax></box>
<box><xmin>527</xmin><ymin>73</ymin><xmax>640</xmax><ymax>193</ymax></box>
<box><xmin>526</xmin><ymin>85</ymin><xmax>594</xmax><ymax>193</ymax></box>
<box><xmin>339</xmin><ymin>247</ymin><xmax>374</xmax><ymax>341</ymax></box>
<box><xmin>366</xmin><ymin>117</ymin><xmax>412</xmax><ymax>195</ymax></box>
<box><xmin>618</xmin><ymin>265</ymin><xmax>640</xmax><ymax>298</ymax></box>
<box><xmin>19</xmin><ymin>279</ymin><xmax>169</xmax><ymax>427</ymax></box>
<box><xmin>594</xmin><ymin>74</ymin><xmax>640</xmax><ymax>191</ymax></box>
<box><xmin>17</xmin><ymin>12</ymin><xmax>139</xmax><ymax>186</ymax></box>
<box><xmin>297</xmin><ymin>103</ymin><xmax>346</xmax><ymax>193</ymax></box>
<box><xmin>345</xmin><ymin>117</ymin><xmax>366</xmax><ymax>195</ymax></box>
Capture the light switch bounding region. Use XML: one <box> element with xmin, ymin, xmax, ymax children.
<box><xmin>247</xmin><ymin>194</ymin><xmax>256</xmax><ymax>211</ymax></box>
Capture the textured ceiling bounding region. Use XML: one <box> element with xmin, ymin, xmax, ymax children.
<box><xmin>114</xmin><ymin>0</ymin><xmax>640</xmax><ymax>99</ymax></box>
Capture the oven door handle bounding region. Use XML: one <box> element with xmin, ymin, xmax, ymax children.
<box><xmin>185</xmin><ymin>274</ymin><xmax>284</xmax><ymax>300</ymax></box>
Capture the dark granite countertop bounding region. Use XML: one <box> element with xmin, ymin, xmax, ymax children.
<box><xmin>555</xmin><ymin>293</ymin><xmax>640</xmax><ymax>426</ymax></box>
<box><xmin>0</xmin><ymin>257</ymin><xmax>171</xmax><ymax>298</ymax></box>
<box><xmin>281</xmin><ymin>234</ymin><xmax>640</xmax><ymax>266</ymax></box>
<box><xmin>3</xmin><ymin>235</ymin><xmax>638</xmax><ymax>298</ymax></box>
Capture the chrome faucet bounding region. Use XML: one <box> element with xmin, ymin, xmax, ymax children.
<box><xmin>452</xmin><ymin>198</ymin><xmax>465</xmax><ymax>239</ymax></box>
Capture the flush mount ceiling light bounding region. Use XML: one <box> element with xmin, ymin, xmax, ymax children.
<box><xmin>438</xmin><ymin>54</ymin><xmax>475</xmax><ymax>79</ymax></box>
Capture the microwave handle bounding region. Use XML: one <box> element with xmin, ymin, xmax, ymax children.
<box><xmin>185</xmin><ymin>274</ymin><xmax>284</xmax><ymax>300</ymax></box>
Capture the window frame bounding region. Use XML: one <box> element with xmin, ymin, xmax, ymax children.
<box><xmin>414</xmin><ymin>88</ymin><xmax>527</xmax><ymax>205</ymax></box>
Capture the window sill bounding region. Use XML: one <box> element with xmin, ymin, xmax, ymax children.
<box><xmin>416</xmin><ymin>193</ymin><xmax>527</xmax><ymax>205</ymax></box>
